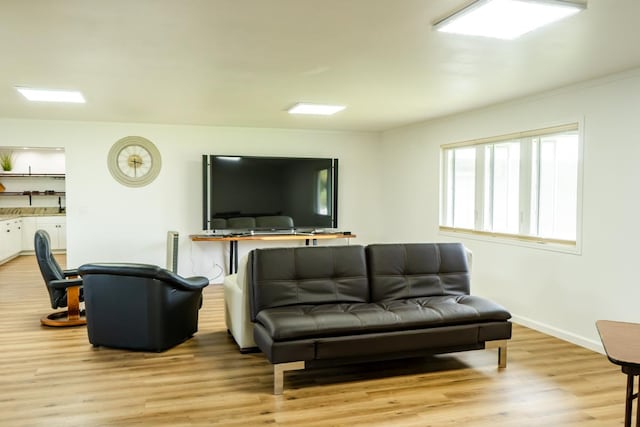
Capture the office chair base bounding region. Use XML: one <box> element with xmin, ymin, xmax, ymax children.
<box><xmin>40</xmin><ymin>310</ymin><xmax>87</xmax><ymax>327</ymax></box>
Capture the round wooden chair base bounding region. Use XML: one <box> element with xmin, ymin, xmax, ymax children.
<box><xmin>41</xmin><ymin>310</ymin><xmax>87</xmax><ymax>327</ymax></box>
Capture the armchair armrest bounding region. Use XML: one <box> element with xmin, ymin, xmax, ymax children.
<box><xmin>49</xmin><ymin>277</ymin><xmax>83</xmax><ymax>290</ymax></box>
<box><xmin>63</xmin><ymin>268</ymin><xmax>79</xmax><ymax>277</ymax></box>
<box><xmin>78</xmin><ymin>263</ymin><xmax>209</xmax><ymax>292</ymax></box>
<box><xmin>156</xmin><ymin>269</ymin><xmax>210</xmax><ymax>291</ymax></box>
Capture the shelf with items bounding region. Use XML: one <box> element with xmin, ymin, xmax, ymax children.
<box><xmin>0</xmin><ymin>191</ymin><xmax>65</xmax><ymax>196</ymax></box>
<box><xmin>0</xmin><ymin>173</ymin><xmax>65</xmax><ymax>178</ymax></box>
<box><xmin>0</xmin><ymin>192</ymin><xmax>66</xmax><ymax>209</ymax></box>
<box><xmin>0</xmin><ymin>172</ymin><xmax>66</xmax><ymax>209</ymax></box>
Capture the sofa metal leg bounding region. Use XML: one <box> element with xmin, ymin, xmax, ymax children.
<box><xmin>273</xmin><ymin>361</ymin><xmax>305</xmax><ymax>395</ymax></box>
<box><xmin>487</xmin><ymin>340</ymin><xmax>508</xmax><ymax>368</ymax></box>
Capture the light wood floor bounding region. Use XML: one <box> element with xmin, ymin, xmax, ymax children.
<box><xmin>0</xmin><ymin>255</ymin><xmax>629</xmax><ymax>426</ymax></box>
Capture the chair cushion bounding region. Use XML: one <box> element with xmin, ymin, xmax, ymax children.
<box><xmin>255</xmin><ymin>295</ymin><xmax>511</xmax><ymax>341</ymax></box>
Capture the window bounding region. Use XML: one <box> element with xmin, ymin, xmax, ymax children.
<box><xmin>440</xmin><ymin>124</ymin><xmax>580</xmax><ymax>245</ymax></box>
<box><xmin>443</xmin><ymin>147</ymin><xmax>476</xmax><ymax>229</ymax></box>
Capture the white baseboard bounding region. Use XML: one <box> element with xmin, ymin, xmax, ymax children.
<box><xmin>511</xmin><ymin>314</ymin><xmax>605</xmax><ymax>355</ymax></box>
<box><xmin>0</xmin><ymin>253</ymin><xmax>20</xmax><ymax>265</ymax></box>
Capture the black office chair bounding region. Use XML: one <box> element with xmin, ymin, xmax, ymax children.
<box><xmin>255</xmin><ymin>215</ymin><xmax>294</xmax><ymax>228</ymax></box>
<box><xmin>227</xmin><ymin>217</ymin><xmax>256</xmax><ymax>228</ymax></box>
<box><xmin>78</xmin><ymin>263</ymin><xmax>210</xmax><ymax>352</ymax></box>
<box><xmin>34</xmin><ymin>229</ymin><xmax>86</xmax><ymax>327</ymax></box>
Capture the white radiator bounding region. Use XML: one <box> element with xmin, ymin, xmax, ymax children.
<box><xmin>166</xmin><ymin>231</ymin><xmax>179</xmax><ymax>273</ymax></box>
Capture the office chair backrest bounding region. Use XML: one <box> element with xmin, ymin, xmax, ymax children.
<box><xmin>255</xmin><ymin>216</ymin><xmax>294</xmax><ymax>228</ymax></box>
<box><xmin>35</xmin><ymin>229</ymin><xmax>66</xmax><ymax>308</ymax></box>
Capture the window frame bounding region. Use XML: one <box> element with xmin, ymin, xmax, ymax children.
<box><xmin>439</xmin><ymin>122</ymin><xmax>584</xmax><ymax>254</ymax></box>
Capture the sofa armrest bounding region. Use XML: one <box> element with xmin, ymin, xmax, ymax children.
<box><xmin>465</xmin><ymin>247</ymin><xmax>473</xmax><ymax>272</ymax></box>
<box><xmin>223</xmin><ymin>254</ymin><xmax>256</xmax><ymax>350</ymax></box>
<box><xmin>236</xmin><ymin>255</ymin><xmax>249</xmax><ymax>292</ymax></box>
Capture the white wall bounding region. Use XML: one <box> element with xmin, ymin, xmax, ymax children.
<box><xmin>5</xmin><ymin>67</ymin><xmax>640</xmax><ymax>352</ymax></box>
<box><xmin>380</xmin><ymin>67</ymin><xmax>640</xmax><ymax>352</ymax></box>
<box><xmin>0</xmin><ymin>119</ymin><xmax>382</xmax><ymax>281</ymax></box>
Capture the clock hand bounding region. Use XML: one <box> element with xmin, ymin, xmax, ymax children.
<box><xmin>132</xmin><ymin>157</ymin><xmax>141</xmax><ymax>177</ymax></box>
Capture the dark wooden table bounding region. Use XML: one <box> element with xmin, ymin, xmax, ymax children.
<box><xmin>596</xmin><ymin>320</ymin><xmax>640</xmax><ymax>427</ymax></box>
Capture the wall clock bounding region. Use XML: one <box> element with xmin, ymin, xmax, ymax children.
<box><xmin>107</xmin><ymin>136</ymin><xmax>162</xmax><ymax>187</ymax></box>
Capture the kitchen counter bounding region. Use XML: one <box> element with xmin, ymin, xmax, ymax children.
<box><xmin>0</xmin><ymin>208</ymin><xmax>67</xmax><ymax>262</ymax></box>
<box><xmin>0</xmin><ymin>207</ymin><xmax>65</xmax><ymax>220</ymax></box>
<box><xmin>0</xmin><ymin>214</ymin><xmax>66</xmax><ymax>220</ymax></box>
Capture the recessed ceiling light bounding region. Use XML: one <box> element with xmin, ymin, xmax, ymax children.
<box><xmin>434</xmin><ymin>0</ymin><xmax>585</xmax><ymax>40</ymax></box>
<box><xmin>15</xmin><ymin>87</ymin><xmax>86</xmax><ymax>103</ymax></box>
<box><xmin>288</xmin><ymin>103</ymin><xmax>346</xmax><ymax>116</ymax></box>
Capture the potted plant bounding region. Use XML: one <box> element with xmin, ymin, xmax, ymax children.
<box><xmin>0</xmin><ymin>151</ymin><xmax>14</xmax><ymax>172</ymax></box>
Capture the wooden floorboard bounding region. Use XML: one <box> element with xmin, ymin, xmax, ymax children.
<box><xmin>0</xmin><ymin>255</ymin><xmax>628</xmax><ymax>426</ymax></box>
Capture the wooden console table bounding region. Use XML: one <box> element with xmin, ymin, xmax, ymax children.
<box><xmin>190</xmin><ymin>232</ymin><xmax>356</xmax><ymax>274</ymax></box>
<box><xmin>596</xmin><ymin>320</ymin><xmax>640</xmax><ymax>427</ymax></box>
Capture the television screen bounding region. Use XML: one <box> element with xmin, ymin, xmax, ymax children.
<box><xmin>202</xmin><ymin>155</ymin><xmax>338</xmax><ymax>231</ymax></box>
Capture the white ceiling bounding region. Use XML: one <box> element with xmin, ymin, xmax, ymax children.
<box><xmin>1</xmin><ymin>0</ymin><xmax>639</xmax><ymax>132</ymax></box>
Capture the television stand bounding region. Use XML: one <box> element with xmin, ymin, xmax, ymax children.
<box><xmin>190</xmin><ymin>232</ymin><xmax>356</xmax><ymax>274</ymax></box>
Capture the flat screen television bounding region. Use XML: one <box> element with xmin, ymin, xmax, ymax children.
<box><xmin>202</xmin><ymin>155</ymin><xmax>338</xmax><ymax>231</ymax></box>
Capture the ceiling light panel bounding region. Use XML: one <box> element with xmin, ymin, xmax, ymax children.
<box><xmin>435</xmin><ymin>0</ymin><xmax>585</xmax><ymax>40</ymax></box>
<box><xmin>16</xmin><ymin>87</ymin><xmax>86</xmax><ymax>103</ymax></box>
<box><xmin>288</xmin><ymin>103</ymin><xmax>346</xmax><ymax>115</ymax></box>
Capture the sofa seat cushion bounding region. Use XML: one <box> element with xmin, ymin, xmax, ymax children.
<box><xmin>255</xmin><ymin>295</ymin><xmax>511</xmax><ymax>341</ymax></box>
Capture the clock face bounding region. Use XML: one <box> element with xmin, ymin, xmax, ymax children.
<box><xmin>117</xmin><ymin>144</ymin><xmax>152</xmax><ymax>178</ymax></box>
<box><xmin>107</xmin><ymin>136</ymin><xmax>161</xmax><ymax>187</ymax></box>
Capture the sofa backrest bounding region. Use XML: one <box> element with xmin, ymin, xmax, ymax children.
<box><xmin>248</xmin><ymin>245</ymin><xmax>368</xmax><ymax>321</ymax></box>
<box><xmin>365</xmin><ymin>243</ymin><xmax>470</xmax><ymax>302</ymax></box>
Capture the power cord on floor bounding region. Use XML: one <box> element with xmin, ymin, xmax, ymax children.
<box><xmin>189</xmin><ymin>240</ymin><xmax>224</xmax><ymax>282</ymax></box>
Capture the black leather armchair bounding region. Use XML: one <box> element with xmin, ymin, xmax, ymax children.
<box><xmin>35</xmin><ymin>229</ymin><xmax>86</xmax><ymax>327</ymax></box>
<box><xmin>78</xmin><ymin>263</ymin><xmax>209</xmax><ymax>352</ymax></box>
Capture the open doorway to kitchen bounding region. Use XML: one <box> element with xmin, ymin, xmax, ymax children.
<box><xmin>0</xmin><ymin>147</ymin><xmax>66</xmax><ymax>262</ymax></box>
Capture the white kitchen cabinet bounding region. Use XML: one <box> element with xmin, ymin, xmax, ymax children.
<box><xmin>0</xmin><ymin>218</ymin><xmax>22</xmax><ymax>263</ymax></box>
<box><xmin>33</xmin><ymin>216</ymin><xmax>66</xmax><ymax>251</ymax></box>
<box><xmin>0</xmin><ymin>215</ymin><xmax>66</xmax><ymax>263</ymax></box>
<box><xmin>21</xmin><ymin>216</ymin><xmax>37</xmax><ymax>251</ymax></box>
<box><xmin>9</xmin><ymin>218</ymin><xmax>21</xmax><ymax>254</ymax></box>
<box><xmin>0</xmin><ymin>220</ymin><xmax>10</xmax><ymax>261</ymax></box>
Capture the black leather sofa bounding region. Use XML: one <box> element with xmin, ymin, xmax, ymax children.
<box><xmin>248</xmin><ymin>243</ymin><xmax>512</xmax><ymax>394</ymax></box>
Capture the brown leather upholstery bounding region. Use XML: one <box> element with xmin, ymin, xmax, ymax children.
<box><xmin>249</xmin><ymin>243</ymin><xmax>512</xmax><ymax>366</ymax></box>
<box><xmin>249</xmin><ymin>245</ymin><xmax>368</xmax><ymax>320</ymax></box>
<box><xmin>255</xmin><ymin>295</ymin><xmax>510</xmax><ymax>341</ymax></box>
<box><xmin>366</xmin><ymin>243</ymin><xmax>471</xmax><ymax>300</ymax></box>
